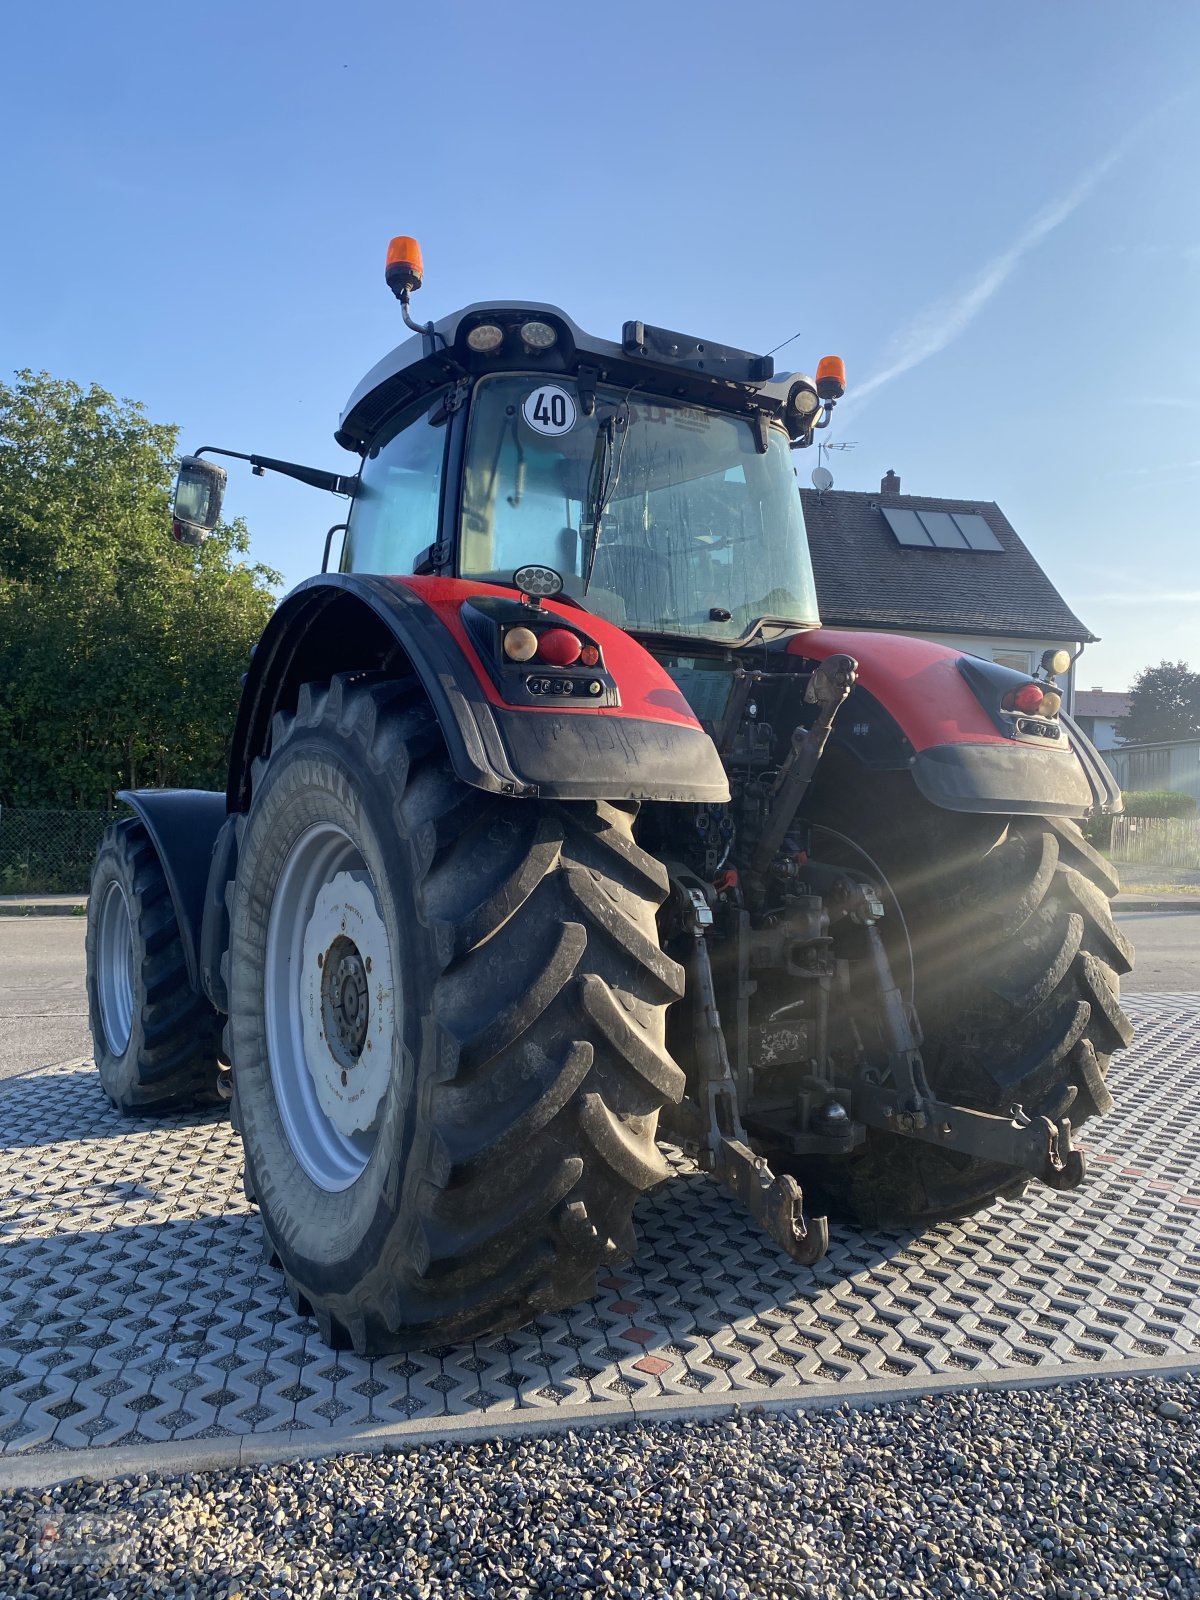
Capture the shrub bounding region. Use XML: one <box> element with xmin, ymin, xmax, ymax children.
<box><xmin>1082</xmin><ymin>813</ymin><xmax>1114</xmax><ymax>849</ymax></box>
<box><xmin>1120</xmin><ymin>790</ymin><xmax>1198</xmax><ymax>819</ymax></box>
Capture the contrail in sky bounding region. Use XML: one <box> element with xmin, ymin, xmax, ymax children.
<box><xmin>845</xmin><ymin>103</ymin><xmax>1184</xmax><ymax>412</ymax></box>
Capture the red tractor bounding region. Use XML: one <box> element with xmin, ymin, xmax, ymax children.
<box><xmin>86</xmin><ymin>237</ymin><xmax>1131</xmax><ymax>1353</ymax></box>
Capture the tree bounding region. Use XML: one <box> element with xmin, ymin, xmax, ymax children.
<box><xmin>1115</xmin><ymin>660</ymin><xmax>1200</xmax><ymax>746</ymax></box>
<box><xmin>0</xmin><ymin>370</ymin><xmax>281</xmax><ymax>809</ymax></box>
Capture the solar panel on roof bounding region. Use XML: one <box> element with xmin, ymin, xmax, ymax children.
<box><xmin>881</xmin><ymin>507</ymin><xmax>931</xmax><ymax>546</ymax></box>
<box><xmin>880</xmin><ymin>505</ymin><xmax>1004</xmax><ymax>552</ymax></box>
<box><xmin>920</xmin><ymin>510</ymin><xmax>969</xmax><ymax>549</ymax></box>
<box><xmin>952</xmin><ymin>513</ymin><xmax>1003</xmax><ymax>552</ymax></box>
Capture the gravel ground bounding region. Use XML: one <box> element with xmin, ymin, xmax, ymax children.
<box><xmin>0</xmin><ymin>1374</ymin><xmax>1196</xmax><ymax>1599</ymax></box>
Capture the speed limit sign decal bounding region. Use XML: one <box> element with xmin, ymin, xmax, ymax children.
<box><xmin>521</xmin><ymin>384</ymin><xmax>577</xmax><ymax>436</ymax></box>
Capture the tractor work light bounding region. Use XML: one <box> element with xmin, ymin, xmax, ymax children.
<box><xmin>788</xmin><ymin>379</ymin><xmax>821</xmax><ymax>419</ymax></box>
<box><xmin>502</xmin><ymin>627</ymin><xmax>539</xmax><ymax>662</ymax></box>
<box><xmin>385</xmin><ymin>235</ymin><xmax>424</xmax><ymax>300</ymax></box>
<box><xmin>1042</xmin><ymin>648</ymin><xmax>1072</xmax><ymax>677</ymax></box>
<box><xmin>466</xmin><ymin>323</ymin><xmax>505</xmax><ymax>352</ymax></box>
<box><xmin>512</xmin><ymin>564</ymin><xmax>564</xmax><ymax>601</ymax></box>
<box><xmin>519</xmin><ymin>319</ymin><xmax>558</xmax><ymax>351</ymax></box>
<box><xmin>816</xmin><ymin>356</ymin><xmax>846</xmax><ymax>401</ymax></box>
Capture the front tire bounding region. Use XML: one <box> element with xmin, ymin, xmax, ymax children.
<box><xmin>86</xmin><ymin>818</ymin><xmax>222</xmax><ymax>1113</ymax></box>
<box><xmin>227</xmin><ymin>673</ymin><xmax>685</xmax><ymax>1353</ymax></box>
<box><xmin>803</xmin><ymin>767</ymin><xmax>1133</xmax><ymax>1228</ymax></box>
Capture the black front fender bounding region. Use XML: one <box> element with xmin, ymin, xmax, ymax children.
<box><xmin>117</xmin><ymin>789</ymin><xmax>228</xmax><ymax>993</ymax></box>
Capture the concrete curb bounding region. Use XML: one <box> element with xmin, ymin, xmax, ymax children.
<box><xmin>0</xmin><ymin>899</ymin><xmax>87</xmax><ymax>917</ymax></box>
<box><xmin>1115</xmin><ymin>896</ymin><xmax>1200</xmax><ymax>914</ymax></box>
<box><xmin>1</xmin><ymin>1353</ymin><xmax>1195</xmax><ymax>1493</ymax></box>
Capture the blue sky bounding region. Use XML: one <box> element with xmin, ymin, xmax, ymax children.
<box><xmin>2</xmin><ymin>0</ymin><xmax>1197</xmax><ymax>689</ymax></box>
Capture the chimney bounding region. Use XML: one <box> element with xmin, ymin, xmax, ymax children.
<box><xmin>881</xmin><ymin>469</ymin><xmax>901</xmax><ymax>496</ymax></box>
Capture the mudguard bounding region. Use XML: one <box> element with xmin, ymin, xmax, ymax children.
<box><xmin>116</xmin><ymin>789</ymin><xmax>228</xmax><ymax>992</ymax></box>
<box><xmin>792</xmin><ymin>629</ymin><xmax>1116</xmax><ymax>820</ymax></box>
<box><xmin>228</xmin><ymin>573</ymin><xmax>730</xmax><ymax>810</ymax></box>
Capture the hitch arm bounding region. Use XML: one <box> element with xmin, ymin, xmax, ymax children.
<box><xmin>855</xmin><ymin>917</ymin><xmax>1085</xmax><ymax>1191</ymax></box>
<box><xmin>675</xmin><ymin>884</ymin><xmax>829</xmax><ymax>1266</ymax></box>
<box><xmin>853</xmin><ymin>1082</ymin><xmax>1085</xmax><ymax>1190</ymax></box>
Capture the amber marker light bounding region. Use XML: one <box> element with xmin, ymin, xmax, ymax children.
<box><xmin>1038</xmin><ymin>689</ymin><xmax>1063</xmax><ymax>718</ymax></box>
<box><xmin>816</xmin><ymin>356</ymin><xmax>846</xmax><ymax>400</ymax></box>
<box><xmin>385</xmin><ymin>235</ymin><xmax>424</xmax><ymax>299</ymax></box>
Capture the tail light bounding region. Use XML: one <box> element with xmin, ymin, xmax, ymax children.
<box><xmin>1004</xmin><ymin>683</ymin><xmax>1048</xmax><ymax>715</ymax></box>
<box><xmin>503</xmin><ymin>624</ymin><xmax>593</xmax><ymax>668</ymax></box>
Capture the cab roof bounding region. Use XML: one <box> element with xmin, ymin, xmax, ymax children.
<box><xmin>336</xmin><ymin>301</ymin><xmax>805</xmax><ymax>453</ymax></box>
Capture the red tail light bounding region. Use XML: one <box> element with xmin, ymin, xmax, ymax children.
<box><xmin>535</xmin><ymin>628</ymin><xmax>583</xmax><ymax>667</ymax></box>
<box><xmin>1005</xmin><ymin>683</ymin><xmax>1046</xmax><ymax>714</ymax></box>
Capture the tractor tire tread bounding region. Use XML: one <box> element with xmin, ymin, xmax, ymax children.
<box><xmin>86</xmin><ymin>818</ymin><xmax>223</xmax><ymax>1115</ymax></box>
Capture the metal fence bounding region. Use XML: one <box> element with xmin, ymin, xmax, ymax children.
<box><xmin>1110</xmin><ymin>815</ymin><xmax>1200</xmax><ymax>870</ymax></box>
<box><xmin>0</xmin><ymin>808</ymin><xmax>122</xmax><ymax>895</ymax></box>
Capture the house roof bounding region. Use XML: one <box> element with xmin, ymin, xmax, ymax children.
<box><xmin>1074</xmin><ymin>691</ymin><xmax>1130</xmax><ymax>718</ymax></box>
<box><xmin>799</xmin><ymin>488</ymin><xmax>1096</xmax><ymax>643</ymax></box>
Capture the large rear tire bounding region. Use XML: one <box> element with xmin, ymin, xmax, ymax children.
<box><xmin>802</xmin><ymin>766</ymin><xmax>1133</xmax><ymax>1228</ymax></box>
<box><xmin>226</xmin><ymin>673</ymin><xmax>685</xmax><ymax>1353</ymax></box>
<box><xmin>86</xmin><ymin>818</ymin><xmax>223</xmax><ymax>1114</ymax></box>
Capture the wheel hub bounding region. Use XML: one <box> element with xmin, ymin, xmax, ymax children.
<box><xmin>321</xmin><ymin>936</ymin><xmax>370</xmax><ymax>1063</ymax></box>
<box><xmin>298</xmin><ymin>870</ymin><xmax>394</xmax><ymax>1139</ymax></box>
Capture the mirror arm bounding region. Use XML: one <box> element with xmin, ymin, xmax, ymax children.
<box><xmin>194</xmin><ymin>446</ymin><xmax>357</xmax><ymax>497</ymax></box>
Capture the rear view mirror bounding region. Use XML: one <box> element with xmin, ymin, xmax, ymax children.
<box><xmin>171</xmin><ymin>455</ymin><xmax>227</xmax><ymax>545</ymax></box>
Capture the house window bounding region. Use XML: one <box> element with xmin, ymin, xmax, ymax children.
<box><xmin>992</xmin><ymin>649</ymin><xmax>1033</xmax><ymax>673</ymax></box>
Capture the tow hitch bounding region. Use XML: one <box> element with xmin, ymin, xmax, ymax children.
<box><xmin>676</xmin><ymin>884</ymin><xmax>830</xmax><ymax>1265</ymax></box>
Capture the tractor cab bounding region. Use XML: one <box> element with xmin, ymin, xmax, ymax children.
<box><xmin>330</xmin><ymin>241</ymin><xmax>842</xmax><ymax>652</ymax></box>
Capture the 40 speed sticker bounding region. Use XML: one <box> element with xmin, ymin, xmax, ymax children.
<box><xmin>522</xmin><ymin>384</ymin><xmax>576</xmax><ymax>436</ymax></box>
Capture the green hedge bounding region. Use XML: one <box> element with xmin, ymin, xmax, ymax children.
<box><xmin>1121</xmin><ymin>790</ymin><xmax>1198</xmax><ymax>819</ymax></box>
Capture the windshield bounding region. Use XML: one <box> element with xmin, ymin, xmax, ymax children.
<box><xmin>459</xmin><ymin>374</ymin><xmax>820</xmax><ymax>640</ymax></box>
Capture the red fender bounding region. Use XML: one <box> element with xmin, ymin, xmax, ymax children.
<box><xmin>395</xmin><ymin>577</ymin><xmax>699</xmax><ymax>726</ymax></box>
<box><xmin>791</xmin><ymin>629</ymin><xmax>1105</xmax><ymax>819</ymax></box>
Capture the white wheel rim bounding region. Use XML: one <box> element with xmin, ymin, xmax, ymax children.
<box><xmin>96</xmin><ymin>880</ymin><xmax>135</xmax><ymax>1055</ymax></box>
<box><xmin>264</xmin><ymin>823</ymin><xmax>397</xmax><ymax>1192</ymax></box>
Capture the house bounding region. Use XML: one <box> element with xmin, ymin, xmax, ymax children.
<box><xmin>799</xmin><ymin>470</ymin><xmax>1094</xmax><ymax>705</ymax></box>
<box><xmin>1072</xmin><ymin>691</ymin><xmax>1130</xmax><ymax>752</ymax></box>
<box><xmin>1104</xmin><ymin>738</ymin><xmax>1200</xmax><ymax>803</ymax></box>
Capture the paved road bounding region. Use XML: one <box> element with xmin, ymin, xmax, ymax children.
<box><xmin>0</xmin><ymin>917</ymin><xmax>90</xmax><ymax>1083</ymax></box>
<box><xmin>0</xmin><ymin>909</ymin><xmax>1192</xmax><ymax>1086</ymax></box>
<box><xmin>1116</xmin><ymin>908</ymin><xmax>1199</xmax><ymax>993</ymax></box>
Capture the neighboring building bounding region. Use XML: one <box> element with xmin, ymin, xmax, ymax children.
<box><xmin>1073</xmin><ymin>690</ymin><xmax>1130</xmax><ymax>752</ymax></box>
<box><xmin>799</xmin><ymin>470</ymin><xmax>1095</xmax><ymax>705</ymax></box>
<box><xmin>1104</xmin><ymin>738</ymin><xmax>1200</xmax><ymax>803</ymax></box>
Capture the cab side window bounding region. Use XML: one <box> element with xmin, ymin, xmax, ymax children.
<box><xmin>341</xmin><ymin>402</ymin><xmax>447</xmax><ymax>575</ymax></box>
